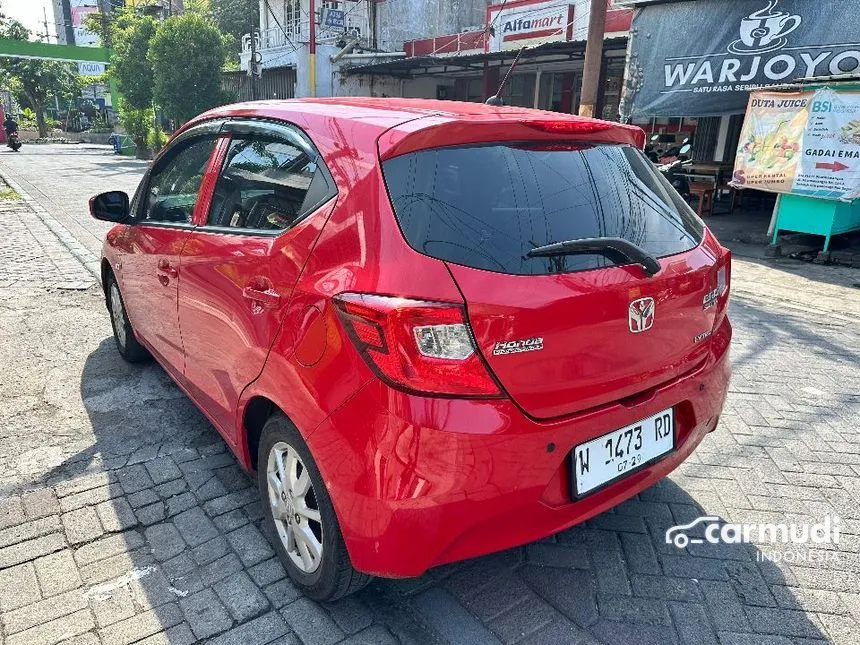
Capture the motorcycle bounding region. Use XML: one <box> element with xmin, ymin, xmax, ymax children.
<box><xmin>6</xmin><ymin>131</ymin><xmax>21</xmax><ymax>152</ymax></box>
<box><xmin>656</xmin><ymin>143</ymin><xmax>692</xmax><ymax>198</ymax></box>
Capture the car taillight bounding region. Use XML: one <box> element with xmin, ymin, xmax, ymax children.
<box><xmin>332</xmin><ymin>293</ymin><xmax>502</xmax><ymax>398</ymax></box>
<box><xmin>714</xmin><ymin>250</ymin><xmax>731</xmax><ymax>323</ymax></box>
<box><xmin>520</xmin><ymin>119</ymin><xmax>615</xmax><ymax>135</ymax></box>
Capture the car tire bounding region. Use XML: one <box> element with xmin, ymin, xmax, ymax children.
<box><xmin>257</xmin><ymin>413</ymin><xmax>370</xmax><ymax>601</ymax></box>
<box><xmin>106</xmin><ymin>274</ymin><xmax>150</xmax><ymax>363</ymax></box>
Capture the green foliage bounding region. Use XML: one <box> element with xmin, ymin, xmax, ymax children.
<box><xmin>118</xmin><ymin>104</ymin><xmax>154</xmax><ymax>154</ymax></box>
<box><xmin>0</xmin><ymin>20</ymin><xmax>84</xmax><ymax>137</ymax></box>
<box><xmin>88</xmin><ymin>118</ymin><xmax>113</xmax><ymax>134</ymax></box>
<box><xmin>149</xmin><ymin>13</ymin><xmax>229</xmax><ymax>124</ymax></box>
<box><xmin>18</xmin><ymin>107</ymin><xmax>37</xmax><ymax>129</ymax></box>
<box><xmin>147</xmin><ymin>124</ymin><xmax>168</xmax><ymax>152</ymax></box>
<box><xmin>209</xmin><ymin>0</ymin><xmax>258</xmax><ymax>57</ymax></box>
<box><xmin>110</xmin><ymin>10</ymin><xmax>157</xmax><ymax>110</ymax></box>
<box><xmin>0</xmin><ymin>187</ymin><xmax>21</xmax><ymax>201</ymax></box>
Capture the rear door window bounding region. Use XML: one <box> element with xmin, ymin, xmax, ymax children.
<box><xmin>206</xmin><ymin>136</ymin><xmax>333</xmax><ymax>232</ymax></box>
<box><xmin>382</xmin><ymin>143</ymin><xmax>704</xmax><ymax>275</ymax></box>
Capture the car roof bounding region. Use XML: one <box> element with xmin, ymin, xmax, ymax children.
<box><xmin>200</xmin><ymin>97</ymin><xmax>536</xmax><ymax>124</ymax></box>
<box><xmin>184</xmin><ymin>98</ymin><xmax>645</xmax><ymax>166</ymax></box>
<box><xmin>189</xmin><ymin>97</ymin><xmax>642</xmax><ymax>135</ymax></box>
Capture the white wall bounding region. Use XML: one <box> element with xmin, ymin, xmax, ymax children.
<box><xmin>376</xmin><ymin>0</ymin><xmax>488</xmax><ymax>52</ymax></box>
<box><xmin>332</xmin><ymin>71</ymin><xmax>403</xmax><ymax>98</ymax></box>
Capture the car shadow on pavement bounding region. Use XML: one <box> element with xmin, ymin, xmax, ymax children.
<box><xmin>729</xmin><ymin>295</ymin><xmax>860</xmax><ymax>370</ymax></box>
<box><xmin>23</xmin><ymin>333</ymin><xmax>826</xmax><ymax>643</ymax></box>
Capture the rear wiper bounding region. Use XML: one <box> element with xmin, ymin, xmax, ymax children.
<box><xmin>526</xmin><ymin>237</ymin><xmax>661</xmax><ymax>277</ymax></box>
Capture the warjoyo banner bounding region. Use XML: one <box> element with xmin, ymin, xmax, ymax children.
<box><xmin>732</xmin><ymin>89</ymin><xmax>860</xmax><ymax>201</ymax></box>
<box><xmin>621</xmin><ymin>0</ymin><xmax>860</xmax><ymax>119</ymax></box>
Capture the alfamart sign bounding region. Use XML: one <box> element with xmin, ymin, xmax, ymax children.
<box><xmin>486</xmin><ymin>0</ymin><xmax>575</xmax><ymax>52</ymax></box>
<box><xmin>622</xmin><ymin>0</ymin><xmax>860</xmax><ymax>118</ymax></box>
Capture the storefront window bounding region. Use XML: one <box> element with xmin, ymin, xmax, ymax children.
<box><xmin>599</xmin><ymin>58</ymin><xmax>626</xmax><ymax>122</ymax></box>
<box><xmin>456</xmin><ymin>78</ymin><xmax>485</xmax><ymax>104</ymax></box>
<box><xmin>537</xmin><ymin>72</ymin><xmax>581</xmax><ymax>114</ymax></box>
<box><xmin>500</xmin><ymin>74</ymin><xmax>535</xmax><ymax>109</ymax></box>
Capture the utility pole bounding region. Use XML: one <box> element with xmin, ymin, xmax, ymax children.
<box><xmin>249</xmin><ymin>29</ymin><xmax>260</xmax><ymax>101</ymax></box>
<box><xmin>96</xmin><ymin>0</ymin><xmax>110</xmax><ymax>47</ymax></box>
<box><xmin>578</xmin><ymin>0</ymin><xmax>607</xmax><ymax>118</ymax></box>
<box><xmin>41</xmin><ymin>7</ymin><xmax>50</xmax><ymax>42</ymax></box>
<box><xmin>308</xmin><ymin>0</ymin><xmax>317</xmax><ymax>97</ymax></box>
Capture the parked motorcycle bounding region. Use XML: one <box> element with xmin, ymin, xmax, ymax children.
<box><xmin>656</xmin><ymin>143</ymin><xmax>692</xmax><ymax>198</ymax></box>
<box><xmin>6</xmin><ymin>132</ymin><xmax>21</xmax><ymax>152</ymax></box>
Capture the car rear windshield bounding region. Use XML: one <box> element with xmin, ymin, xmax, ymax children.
<box><xmin>382</xmin><ymin>143</ymin><xmax>704</xmax><ymax>275</ymax></box>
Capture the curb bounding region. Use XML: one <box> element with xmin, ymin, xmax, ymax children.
<box><xmin>0</xmin><ymin>165</ymin><xmax>101</xmax><ymax>283</ymax></box>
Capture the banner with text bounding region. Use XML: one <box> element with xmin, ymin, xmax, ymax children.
<box><xmin>732</xmin><ymin>89</ymin><xmax>860</xmax><ymax>201</ymax></box>
<box><xmin>621</xmin><ymin>0</ymin><xmax>860</xmax><ymax>119</ymax></box>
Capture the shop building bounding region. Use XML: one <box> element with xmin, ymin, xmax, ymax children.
<box><xmin>241</xmin><ymin>1</ymin><xmax>634</xmax><ymax>118</ymax></box>
<box><xmin>240</xmin><ymin>0</ymin><xmax>373</xmax><ymax>99</ymax></box>
<box><xmin>339</xmin><ymin>0</ymin><xmax>633</xmax><ymax>118</ymax></box>
<box><xmin>619</xmin><ymin>0</ymin><xmax>860</xmax><ymax>170</ymax></box>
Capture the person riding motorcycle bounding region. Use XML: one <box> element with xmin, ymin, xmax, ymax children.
<box><xmin>4</xmin><ymin>115</ymin><xmax>21</xmax><ymax>151</ymax></box>
<box><xmin>4</xmin><ymin>115</ymin><xmax>18</xmax><ymax>139</ymax></box>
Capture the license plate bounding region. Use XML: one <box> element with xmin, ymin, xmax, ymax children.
<box><xmin>572</xmin><ymin>408</ymin><xmax>675</xmax><ymax>497</ymax></box>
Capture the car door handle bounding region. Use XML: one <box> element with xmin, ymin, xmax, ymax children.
<box><xmin>157</xmin><ymin>259</ymin><xmax>178</xmax><ymax>279</ymax></box>
<box><xmin>243</xmin><ymin>287</ymin><xmax>280</xmax><ymax>308</ymax></box>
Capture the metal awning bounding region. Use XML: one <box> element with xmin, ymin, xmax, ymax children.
<box><xmin>343</xmin><ymin>38</ymin><xmax>628</xmax><ymax>78</ymax></box>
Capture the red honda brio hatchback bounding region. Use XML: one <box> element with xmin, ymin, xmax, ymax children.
<box><xmin>90</xmin><ymin>98</ymin><xmax>731</xmax><ymax>600</ymax></box>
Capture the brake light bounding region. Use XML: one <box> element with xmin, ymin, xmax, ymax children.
<box><xmin>520</xmin><ymin>119</ymin><xmax>615</xmax><ymax>135</ymax></box>
<box><xmin>333</xmin><ymin>293</ymin><xmax>502</xmax><ymax>398</ymax></box>
<box><xmin>713</xmin><ymin>250</ymin><xmax>731</xmax><ymax>326</ymax></box>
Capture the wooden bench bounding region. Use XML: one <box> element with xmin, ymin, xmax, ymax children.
<box><xmin>689</xmin><ymin>181</ymin><xmax>715</xmax><ymax>218</ymax></box>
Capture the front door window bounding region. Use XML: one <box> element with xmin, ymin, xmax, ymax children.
<box><xmin>140</xmin><ymin>137</ymin><xmax>217</xmax><ymax>224</ymax></box>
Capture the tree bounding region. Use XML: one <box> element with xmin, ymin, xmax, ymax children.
<box><xmin>149</xmin><ymin>13</ymin><xmax>229</xmax><ymax>124</ymax></box>
<box><xmin>0</xmin><ymin>20</ymin><xmax>83</xmax><ymax>137</ymax></box>
<box><xmin>110</xmin><ymin>11</ymin><xmax>157</xmax><ymax>109</ymax></box>
<box><xmin>209</xmin><ymin>0</ymin><xmax>259</xmax><ymax>58</ymax></box>
<box><xmin>117</xmin><ymin>104</ymin><xmax>154</xmax><ymax>156</ymax></box>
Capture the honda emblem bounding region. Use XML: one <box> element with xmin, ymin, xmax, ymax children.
<box><xmin>629</xmin><ymin>297</ymin><xmax>655</xmax><ymax>333</ymax></box>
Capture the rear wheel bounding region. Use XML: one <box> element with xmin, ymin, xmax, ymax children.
<box><xmin>258</xmin><ymin>414</ymin><xmax>370</xmax><ymax>601</ymax></box>
<box><xmin>107</xmin><ymin>275</ymin><xmax>149</xmax><ymax>362</ymax></box>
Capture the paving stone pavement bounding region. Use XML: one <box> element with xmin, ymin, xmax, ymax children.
<box><xmin>0</xmin><ymin>188</ymin><xmax>94</xmax><ymax>290</ymax></box>
<box><xmin>0</xmin><ymin>144</ymin><xmax>147</xmax><ymax>260</ymax></box>
<box><xmin>1</xmin><ymin>147</ymin><xmax>860</xmax><ymax>644</ymax></box>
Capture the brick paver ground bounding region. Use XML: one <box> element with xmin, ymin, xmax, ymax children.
<box><xmin>0</xmin><ymin>146</ymin><xmax>859</xmax><ymax>645</ymax></box>
<box><xmin>0</xmin><ymin>144</ymin><xmax>147</xmax><ymax>259</ymax></box>
<box><xmin>0</xmin><ymin>186</ymin><xmax>95</xmax><ymax>290</ymax></box>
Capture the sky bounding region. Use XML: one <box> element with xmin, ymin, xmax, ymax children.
<box><xmin>4</xmin><ymin>0</ymin><xmax>60</xmax><ymax>42</ymax></box>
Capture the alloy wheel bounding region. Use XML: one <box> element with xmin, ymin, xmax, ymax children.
<box><xmin>266</xmin><ymin>441</ymin><xmax>324</xmax><ymax>574</ymax></box>
<box><xmin>109</xmin><ymin>283</ymin><xmax>127</xmax><ymax>349</ymax></box>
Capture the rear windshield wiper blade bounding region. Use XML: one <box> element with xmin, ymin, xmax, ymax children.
<box><xmin>526</xmin><ymin>237</ymin><xmax>662</xmax><ymax>277</ymax></box>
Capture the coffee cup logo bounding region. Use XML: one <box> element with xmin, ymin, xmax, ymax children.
<box><xmin>728</xmin><ymin>0</ymin><xmax>801</xmax><ymax>55</ymax></box>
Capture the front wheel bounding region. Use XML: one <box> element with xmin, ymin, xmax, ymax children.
<box><xmin>258</xmin><ymin>414</ymin><xmax>370</xmax><ymax>601</ymax></box>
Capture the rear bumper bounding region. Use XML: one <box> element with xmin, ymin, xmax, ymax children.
<box><xmin>309</xmin><ymin>317</ymin><xmax>732</xmax><ymax>578</ymax></box>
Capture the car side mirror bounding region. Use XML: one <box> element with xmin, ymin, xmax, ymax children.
<box><xmin>90</xmin><ymin>191</ymin><xmax>130</xmax><ymax>223</ymax></box>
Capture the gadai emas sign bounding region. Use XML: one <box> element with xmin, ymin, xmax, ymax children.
<box><xmin>622</xmin><ymin>0</ymin><xmax>860</xmax><ymax>118</ymax></box>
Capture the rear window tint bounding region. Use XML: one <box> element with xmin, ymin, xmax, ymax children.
<box><xmin>382</xmin><ymin>143</ymin><xmax>704</xmax><ymax>275</ymax></box>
